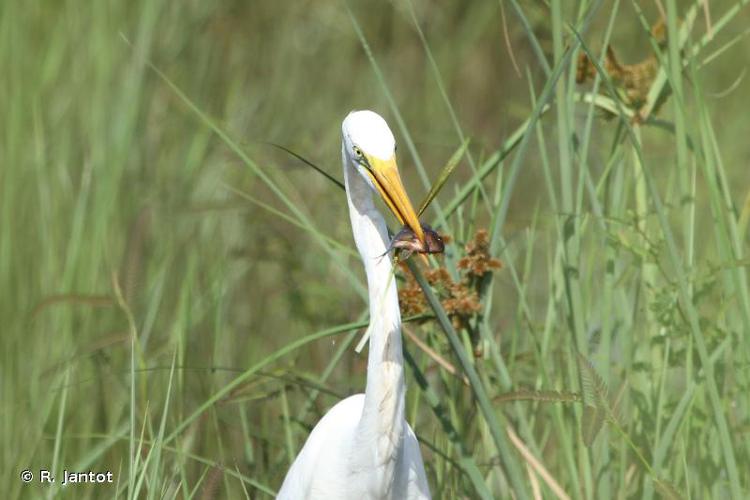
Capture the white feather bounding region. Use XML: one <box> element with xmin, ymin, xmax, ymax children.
<box><xmin>277</xmin><ymin>111</ymin><xmax>430</xmax><ymax>499</ymax></box>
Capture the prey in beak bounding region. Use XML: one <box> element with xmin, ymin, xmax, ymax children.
<box><xmin>380</xmin><ymin>222</ymin><xmax>445</xmax><ymax>260</ymax></box>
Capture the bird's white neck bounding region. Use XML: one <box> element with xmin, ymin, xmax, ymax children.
<box><xmin>343</xmin><ymin>152</ymin><xmax>406</xmax><ymax>479</ymax></box>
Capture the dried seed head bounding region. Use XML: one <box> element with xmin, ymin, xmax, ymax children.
<box><xmin>398</xmin><ymin>229</ymin><xmax>502</xmax><ymax>343</ymax></box>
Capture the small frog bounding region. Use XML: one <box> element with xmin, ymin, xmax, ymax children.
<box><xmin>381</xmin><ymin>223</ymin><xmax>445</xmax><ymax>260</ymax></box>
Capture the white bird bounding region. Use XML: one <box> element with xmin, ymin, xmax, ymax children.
<box><xmin>277</xmin><ymin>110</ymin><xmax>431</xmax><ymax>499</ymax></box>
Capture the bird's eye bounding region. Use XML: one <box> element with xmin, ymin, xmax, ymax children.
<box><xmin>353</xmin><ymin>146</ymin><xmax>363</xmax><ymax>158</ymax></box>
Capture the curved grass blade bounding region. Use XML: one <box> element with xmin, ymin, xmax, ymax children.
<box><xmin>493</xmin><ymin>389</ymin><xmax>582</xmax><ymax>404</ymax></box>
<box><xmin>441</xmin><ymin>109</ymin><xmax>541</xmax><ymax>222</ymax></box>
<box><xmin>162</xmin><ymin>314</ymin><xmax>428</xmax><ymax>447</ymax></box>
<box><xmin>417</xmin><ymin>137</ymin><xmax>470</xmax><ymax>218</ymax></box>
<box><xmin>266</xmin><ymin>142</ymin><xmax>345</xmax><ymax>191</ymax></box>
<box><xmin>31</xmin><ymin>294</ymin><xmax>114</xmax><ymax>318</ymax></box>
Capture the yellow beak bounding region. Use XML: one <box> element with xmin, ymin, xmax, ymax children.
<box><xmin>366</xmin><ymin>155</ymin><xmax>425</xmax><ymax>245</ymax></box>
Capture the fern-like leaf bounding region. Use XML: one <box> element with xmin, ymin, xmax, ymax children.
<box><xmin>576</xmin><ymin>351</ymin><xmax>612</xmax><ymax>446</ymax></box>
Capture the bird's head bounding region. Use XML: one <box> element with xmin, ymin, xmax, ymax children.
<box><xmin>342</xmin><ymin>110</ymin><xmax>425</xmax><ymax>245</ymax></box>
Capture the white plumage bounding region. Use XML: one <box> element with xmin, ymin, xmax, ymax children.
<box><xmin>277</xmin><ymin>111</ymin><xmax>431</xmax><ymax>499</ymax></box>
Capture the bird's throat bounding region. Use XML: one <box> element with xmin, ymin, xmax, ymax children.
<box><xmin>343</xmin><ymin>156</ymin><xmax>407</xmax><ymax>481</ymax></box>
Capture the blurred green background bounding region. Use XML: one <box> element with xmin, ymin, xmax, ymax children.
<box><xmin>3</xmin><ymin>0</ymin><xmax>750</xmax><ymax>498</ymax></box>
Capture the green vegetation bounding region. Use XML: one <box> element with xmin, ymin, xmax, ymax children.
<box><xmin>3</xmin><ymin>0</ymin><xmax>750</xmax><ymax>498</ymax></box>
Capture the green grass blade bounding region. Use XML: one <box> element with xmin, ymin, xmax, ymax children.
<box><xmin>405</xmin><ymin>260</ymin><xmax>530</xmax><ymax>499</ymax></box>
<box><xmin>404</xmin><ymin>350</ymin><xmax>494</xmax><ymax>500</ymax></box>
<box><xmin>265</xmin><ymin>142</ymin><xmax>345</xmax><ymax>191</ymax></box>
<box><xmin>418</xmin><ymin>138</ymin><xmax>470</xmax><ymax>218</ymax></box>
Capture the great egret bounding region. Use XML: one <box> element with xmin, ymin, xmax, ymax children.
<box><xmin>277</xmin><ymin>110</ymin><xmax>431</xmax><ymax>499</ymax></box>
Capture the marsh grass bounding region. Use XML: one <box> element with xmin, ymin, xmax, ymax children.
<box><xmin>4</xmin><ymin>0</ymin><xmax>750</xmax><ymax>498</ymax></box>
